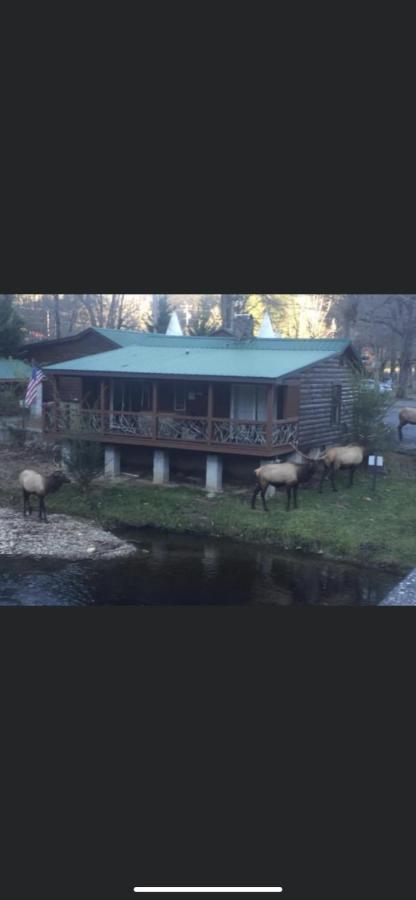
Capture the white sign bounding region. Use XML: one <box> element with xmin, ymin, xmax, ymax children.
<box><xmin>368</xmin><ymin>455</ymin><xmax>384</xmax><ymax>467</ymax></box>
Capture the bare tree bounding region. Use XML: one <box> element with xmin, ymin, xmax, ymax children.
<box><xmin>76</xmin><ymin>294</ymin><xmax>140</xmax><ymax>330</ymax></box>
<box><xmin>53</xmin><ymin>294</ymin><xmax>62</xmax><ymax>338</ymax></box>
<box><xmin>358</xmin><ymin>295</ymin><xmax>416</xmax><ymax>397</ymax></box>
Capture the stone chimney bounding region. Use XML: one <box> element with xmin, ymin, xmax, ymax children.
<box><xmin>233</xmin><ymin>314</ymin><xmax>254</xmax><ymax>341</ymax></box>
<box><xmin>220</xmin><ymin>294</ymin><xmax>235</xmax><ymax>331</ymax></box>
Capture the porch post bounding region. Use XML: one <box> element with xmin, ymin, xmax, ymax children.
<box><xmin>100</xmin><ymin>380</ymin><xmax>105</xmax><ymax>433</ymax></box>
<box><xmin>207</xmin><ymin>382</ymin><xmax>214</xmax><ymax>445</ymax></box>
<box><xmin>51</xmin><ymin>376</ymin><xmax>58</xmax><ymax>432</ymax></box>
<box><xmin>152</xmin><ymin>381</ymin><xmax>158</xmax><ymax>439</ymax></box>
<box><xmin>267</xmin><ymin>384</ymin><xmax>274</xmax><ymax>450</ymax></box>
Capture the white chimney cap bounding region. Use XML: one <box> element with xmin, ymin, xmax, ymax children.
<box><xmin>166</xmin><ymin>311</ymin><xmax>183</xmax><ymax>336</ymax></box>
<box><xmin>258</xmin><ymin>312</ymin><xmax>279</xmax><ymax>338</ymax></box>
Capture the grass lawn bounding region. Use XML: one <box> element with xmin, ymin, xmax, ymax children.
<box><xmin>1</xmin><ymin>452</ymin><xmax>416</xmax><ymax>573</ymax></box>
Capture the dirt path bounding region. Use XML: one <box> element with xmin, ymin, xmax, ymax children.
<box><xmin>385</xmin><ymin>398</ymin><xmax>416</xmax><ymax>449</ymax></box>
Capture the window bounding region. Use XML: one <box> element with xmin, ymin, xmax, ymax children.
<box><xmin>331</xmin><ymin>384</ymin><xmax>342</xmax><ymax>425</ymax></box>
<box><xmin>140</xmin><ymin>383</ymin><xmax>152</xmax><ymax>412</ymax></box>
<box><xmin>231</xmin><ymin>385</ymin><xmax>267</xmax><ymax>421</ymax></box>
<box><xmin>174</xmin><ymin>383</ymin><xmax>186</xmax><ymax>412</ymax></box>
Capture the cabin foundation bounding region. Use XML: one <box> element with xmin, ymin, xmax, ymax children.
<box><xmin>61</xmin><ymin>439</ymin><xmax>73</xmax><ymax>472</ymax></box>
<box><xmin>153</xmin><ymin>449</ymin><xmax>170</xmax><ymax>485</ymax></box>
<box><xmin>206</xmin><ymin>453</ymin><xmax>223</xmax><ymax>492</ymax></box>
<box><xmin>105</xmin><ymin>444</ymin><xmax>121</xmax><ymax>478</ymax></box>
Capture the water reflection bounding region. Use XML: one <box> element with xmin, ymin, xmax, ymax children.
<box><xmin>0</xmin><ymin>529</ymin><xmax>399</xmax><ymax>606</ymax></box>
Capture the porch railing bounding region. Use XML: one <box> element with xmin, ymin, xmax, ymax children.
<box><xmin>43</xmin><ymin>403</ymin><xmax>299</xmax><ymax>449</ymax></box>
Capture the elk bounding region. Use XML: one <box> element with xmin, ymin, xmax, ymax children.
<box><xmin>398</xmin><ymin>407</ymin><xmax>416</xmax><ymax>442</ymax></box>
<box><xmin>318</xmin><ymin>444</ymin><xmax>368</xmax><ymax>493</ymax></box>
<box><xmin>18</xmin><ymin>469</ymin><xmax>71</xmax><ymax>523</ymax></box>
<box><xmin>251</xmin><ymin>451</ymin><xmax>317</xmax><ymax>513</ymax></box>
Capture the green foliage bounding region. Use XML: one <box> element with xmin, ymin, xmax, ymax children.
<box><xmin>243</xmin><ymin>294</ymin><xmax>285</xmax><ymax>333</ymax></box>
<box><xmin>13</xmin><ymin>457</ymin><xmax>416</xmax><ymax>572</ymax></box>
<box><xmin>0</xmin><ymin>385</ymin><xmax>23</xmax><ymax>416</ymax></box>
<box><xmin>188</xmin><ymin>297</ymin><xmax>220</xmax><ymax>336</ymax></box>
<box><xmin>63</xmin><ymin>439</ymin><xmax>104</xmax><ymax>492</ymax></box>
<box><xmin>146</xmin><ymin>295</ymin><xmax>172</xmax><ymax>333</ymax></box>
<box><xmin>351</xmin><ymin>371</ymin><xmax>395</xmax><ymax>449</ymax></box>
<box><xmin>0</xmin><ymin>295</ymin><xmax>25</xmax><ymax>356</ymax></box>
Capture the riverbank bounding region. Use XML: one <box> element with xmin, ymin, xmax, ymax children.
<box><xmin>0</xmin><ymin>508</ymin><xmax>137</xmax><ymax>560</ymax></box>
<box><xmin>1</xmin><ymin>450</ymin><xmax>416</xmax><ymax>573</ymax></box>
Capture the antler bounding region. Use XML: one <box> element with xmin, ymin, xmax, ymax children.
<box><xmin>288</xmin><ymin>442</ymin><xmax>315</xmax><ymax>462</ymax></box>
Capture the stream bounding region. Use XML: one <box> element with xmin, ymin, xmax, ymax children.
<box><xmin>0</xmin><ymin>527</ymin><xmax>399</xmax><ymax>606</ymax></box>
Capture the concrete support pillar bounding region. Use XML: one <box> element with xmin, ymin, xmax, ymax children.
<box><xmin>206</xmin><ymin>453</ymin><xmax>223</xmax><ymax>492</ymax></box>
<box><xmin>153</xmin><ymin>449</ymin><xmax>170</xmax><ymax>485</ymax></box>
<box><xmin>104</xmin><ymin>444</ymin><xmax>121</xmax><ymax>478</ymax></box>
<box><xmin>61</xmin><ymin>439</ymin><xmax>73</xmax><ymax>473</ymax></box>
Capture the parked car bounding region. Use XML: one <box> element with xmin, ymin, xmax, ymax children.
<box><xmin>362</xmin><ymin>379</ymin><xmax>393</xmax><ymax>394</ymax></box>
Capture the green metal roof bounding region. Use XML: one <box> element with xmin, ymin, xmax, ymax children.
<box><xmin>45</xmin><ymin>339</ymin><xmax>350</xmax><ymax>381</ymax></box>
<box><xmin>93</xmin><ymin>329</ymin><xmax>350</xmax><ymax>353</ymax></box>
<box><xmin>92</xmin><ymin>328</ymin><xmax>237</xmax><ymax>348</ymax></box>
<box><xmin>0</xmin><ymin>358</ymin><xmax>32</xmax><ymax>381</ymax></box>
<box><xmin>91</xmin><ymin>327</ymin><xmax>160</xmax><ymax>346</ymax></box>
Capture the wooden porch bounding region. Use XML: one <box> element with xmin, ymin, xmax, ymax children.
<box><xmin>43</xmin><ymin>376</ymin><xmax>300</xmax><ymax>457</ymax></box>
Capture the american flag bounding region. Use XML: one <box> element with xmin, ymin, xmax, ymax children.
<box><xmin>25</xmin><ymin>366</ymin><xmax>46</xmax><ymax>407</ymax></box>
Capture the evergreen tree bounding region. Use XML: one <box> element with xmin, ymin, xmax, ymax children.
<box><xmin>188</xmin><ymin>297</ymin><xmax>220</xmax><ymax>336</ymax></box>
<box><xmin>145</xmin><ymin>295</ymin><xmax>172</xmax><ymax>333</ymax></box>
<box><xmin>0</xmin><ymin>294</ymin><xmax>25</xmax><ymax>356</ymax></box>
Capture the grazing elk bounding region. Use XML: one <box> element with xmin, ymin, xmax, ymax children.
<box><xmin>398</xmin><ymin>407</ymin><xmax>416</xmax><ymax>442</ymax></box>
<box><xmin>18</xmin><ymin>469</ymin><xmax>71</xmax><ymax>523</ymax></box>
<box><xmin>318</xmin><ymin>445</ymin><xmax>368</xmax><ymax>493</ymax></box>
<box><xmin>251</xmin><ymin>456</ymin><xmax>317</xmax><ymax>512</ymax></box>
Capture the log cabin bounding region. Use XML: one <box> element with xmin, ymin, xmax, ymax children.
<box><xmin>41</xmin><ymin>324</ymin><xmax>360</xmax><ymax>491</ymax></box>
<box><xmin>18</xmin><ymin>327</ymin><xmax>150</xmax><ymax>396</ymax></box>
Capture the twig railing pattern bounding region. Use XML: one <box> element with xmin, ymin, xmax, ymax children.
<box><xmin>43</xmin><ymin>403</ymin><xmax>299</xmax><ymax>449</ymax></box>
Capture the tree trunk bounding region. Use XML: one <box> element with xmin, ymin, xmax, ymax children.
<box><xmin>220</xmin><ymin>295</ymin><xmax>234</xmax><ymax>330</ymax></box>
<box><xmin>53</xmin><ymin>295</ymin><xmax>61</xmax><ymax>338</ymax></box>
<box><xmin>397</xmin><ymin>336</ymin><xmax>413</xmax><ymax>398</ymax></box>
<box><xmin>79</xmin><ymin>294</ymin><xmax>98</xmax><ymax>327</ymax></box>
<box><xmin>67</xmin><ymin>295</ymin><xmax>80</xmax><ymax>334</ymax></box>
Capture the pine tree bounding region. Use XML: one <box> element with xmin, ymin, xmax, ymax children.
<box><xmin>0</xmin><ymin>294</ymin><xmax>26</xmax><ymax>356</ymax></box>
<box><xmin>145</xmin><ymin>295</ymin><xmax>172</xmax><ymax>333</ymax></box>
<box><xmin>188</xmin><ymin>297</ymin><xmax>220</xmax><ymax>336</ymax></box>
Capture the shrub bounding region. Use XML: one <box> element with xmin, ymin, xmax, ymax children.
<box><xmin>62</xmin><ymin>439</ymin><xmax>104</xmax><ymax>491</ymax></box>
<box><xmin>351</xmin><ymin>371</ymin><xmax>395</xmax><ymax>450</ymax></box>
